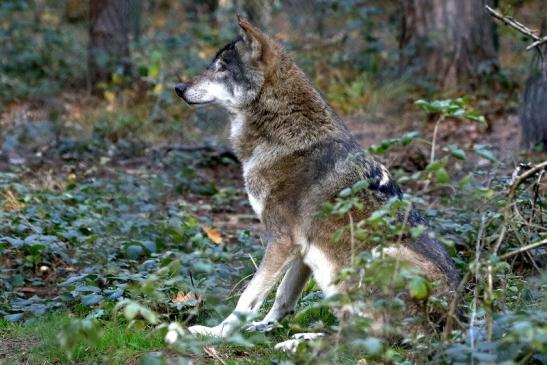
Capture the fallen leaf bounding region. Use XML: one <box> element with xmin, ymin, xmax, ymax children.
<box><xmin>203</xmin><ymin>225</ymin><xmax>222</xmax><ymax>244</ymax></box>
<box><xmin>172</xmin><ymin>291</ymin><xmax>198</xmax><ymax>305</ymax></box>
<box><xmin>16</xmin><ymin>287</ymin><xmax>37</xmax><ymax>293</ymax></box>
<box><xmin>1</xmin><ymin>189</ymin><xmax>24</xmax><ymax>211</ymax></box>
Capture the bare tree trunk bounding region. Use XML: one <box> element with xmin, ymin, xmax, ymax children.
<box><xmin>399</xmin><ymin>0</ymin><xmax>498</xmax><ymax>91</ymax></box>
<box><xmin>88</xmin><ymin>0</ymin><xmax>131</xmax><ymax>92</ymax></box>
<box><xmin>519</xmin><ymin>19</ymin><xmax>547</xmax><ymax>151</ymax></box>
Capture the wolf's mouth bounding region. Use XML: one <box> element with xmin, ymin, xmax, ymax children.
<box><xmin>184</xmin><ymin>100</ymin><xmax>214</xmax><ymax>106</ymax></box>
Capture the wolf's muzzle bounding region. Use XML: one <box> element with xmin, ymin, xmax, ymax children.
<box><xmin>174</xmin><ymin>83</ymin><xmax>188</xmax><ymax>99</ymax></box>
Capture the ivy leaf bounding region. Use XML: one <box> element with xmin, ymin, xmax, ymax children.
<box><xmin>126</xmin><ymin>244</ymin><xmax>145</xmax><ymax>260</ymax></box>
<box><xmin>339</xmin><ymin>187</ymin><xmax>352</xmax><ymax>197</ymax></box>
<box><xmin>81</xmin><ymin>294</ymin><xmax>104</xmax><ymax>306</ymax></box>
<box><xmin>448</xmin><ymin>144</ymin><xmax>466</xmax><ymax>160</ymax></box>
<box><xmin>4</xmin><ymin>313</ymin><xmax>24</xmax><ymax>322</ymax></box>
<box><xmin>474</xmin><ymin>144</ymin><xmax>501</xmax><ymax>164</ymax></box>
<box><xmin>59</xmin><ymin>274</ymin><xmax>89</xmax><ymax>287</ymax></box>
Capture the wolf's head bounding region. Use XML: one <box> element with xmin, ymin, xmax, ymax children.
<box><xmin>175</xmin><ymin>15</ymin><xmax>277</xmax><ymax>110</ymax></box>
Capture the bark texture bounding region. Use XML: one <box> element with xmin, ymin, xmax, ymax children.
<box><xmin>519</xmin><ymin>19</ymin><xmax>547</xmax><ymax>150</ymax></box>
<box><xmin>88</xmin><ymin>0</ymin><xmax>131</xmax><ymax>91</ymax></box>
<box><xmin>399</xmin><ymin>0</ymin><xmax>498</xmax><ymax>91</ymax></box>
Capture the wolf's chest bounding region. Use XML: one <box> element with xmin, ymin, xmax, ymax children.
<box><xmin>246</xmin><ymin>191</ymin><xmax>264</xmax><ymax>219</ymax></box>
<box><xmin>242</xmin><ymin>157</ymin><xmax>266</xmax><ymax>219</ymax></box>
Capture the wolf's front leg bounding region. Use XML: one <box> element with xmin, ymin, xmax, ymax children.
<box><xmin>189</xmin><ymin>238</ymin><xmax>294</xmax><ymax>337</ymax></box>
<box><xmin>247</xmin><ymin>259</ymin><xmax>311</xmax><ymax>332</ymax></box>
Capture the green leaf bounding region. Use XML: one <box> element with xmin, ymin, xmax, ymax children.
<box><xmin>400</xmin><ymin>131</ymin><xmax>420</xmax><ymax>144</ymax></box>
<box><xmin>363</xmin><ymin>337</ymin><xmax>383</xmax><ymax>355</ymax></box>
<box><xmin>140</xmin><ymin>307</ymin><xmax>158</xmax><ymax>325</ymax></box>
<box><xmin>123</xmin><ymin>302</ymin><xmax>140</xmax><ymax>321</ymax></box>
<box><xmin>59</xmin><ymin>274</ymin><xmax>88</xmax><ymax>287</ymax></box>
<box><xmin>448</xmin><ymin>144</ymin><xmax>466</xmax><ymax>160</ymax></box>
<box><xmin>408</xmin><ymin>276</ymin><xmax>430</xmax><ymax>300</ymax></box>
<box><xmin>332</xmin><ymin>227</ymin><xmax>345</xmax><ymax>242</ymax></box>
<box><xmin>425</xmin><ymin>157</ymin><xmax>448</xmax><ymax>172</ymax></box>
<box><xmin>464</xmin><ymin>110</ymin><xmax>486</xmax><ymax>124</ymax></box>
<box><xmin>410</xmin><ymin>225</ymin><xmax>427</xmax><ymax>238</ymax></box>
<box><xmin>126</xmin><ymin>244</ymin><xmax>145</xmax><ymax>260</ymax></box>
<box><xmin>458</xmin><ymin>174</ymin><xmax>472</xmax><ymax>188</ymax></box>
<box><xmin>81</xmin><ymin>294</ymin><xmax>104</xmax><ymax>306</ymax></box>
<box><xmin>367</xmin><ymin>210</ymin><xmax>387</xmax><ymax>224</ymax></box>
<box><xmin>147</xmin><ymin>50</ymin><xmax>162</xmax><ymax>78</ymax></box>
<box><xmin>473</xmin><ymin>144</ymin><xmax>501</xmax><ymax>164</ymax></box>
<box><xmin>368</xmin><ymin>131</ymin><xmax>420</xmax><ymax>155</ymax></box>
<box><xmin>339</xmin><ymin>187</ymin><xmax>352</xmax><ymax>198</ymax></box>
<box><xmin>352</xmin><ymin>180</ymin><xmax>369</xmax><ymax>193</ymax></box>
<box><xmin>4</xmin><ymin>313</ymin><xmax>24</xmax><ymax>322</ymax></box>
<box><xmin>138</xmin><ymin>353</ymin><xmax>169</xmax><ymax>365</ymax></box>
<box><xmin>435</xmin><ymin>168</ymin><xmax>450</xmax><ymax>184</ymax></box>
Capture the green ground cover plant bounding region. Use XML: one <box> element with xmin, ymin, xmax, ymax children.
<box><xmin>0</xmin><ymin>1</ymin><xmax>545</xmax><ymax>364</ymax></box>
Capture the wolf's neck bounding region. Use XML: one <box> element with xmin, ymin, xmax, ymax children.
<box><xmin>229</xmin><ymin>65</ymin><xmax>352</xmax><ymax>161</ymax></box>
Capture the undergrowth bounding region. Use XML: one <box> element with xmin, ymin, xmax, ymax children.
<box><xmin>1</xmin><ymin>98</ymin><xmax>545</xmax><ymax>364</ymax></box>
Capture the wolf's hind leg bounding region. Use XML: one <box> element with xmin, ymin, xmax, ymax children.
<box><xmin>275</xmin><ymin>333</ymin><xmax>326</xmax><ymax>353</ymax></box>
<box><xmin>189</xmin><ymin>237</ymin><xmax>294</xmax><ymax>337</ymax></box>
<box><xmin>247</xmin><ymin>258</ymin><xmax>311</xmax><ymax>332</ymax></box>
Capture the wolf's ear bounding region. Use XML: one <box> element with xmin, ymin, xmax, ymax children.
<box><xmin>237</xmin><ymin>14</ymin><xmax>271</xmax><ymax>62</ymax></box>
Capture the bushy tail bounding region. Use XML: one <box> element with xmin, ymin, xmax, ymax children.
<box><xmin>406</xmin><ymin>208</ymin><xmax>460</xmax><ymax>288</ymax></box>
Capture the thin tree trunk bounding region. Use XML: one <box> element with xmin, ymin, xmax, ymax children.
<box><xmin>399</xmin><ymin>0</ymin><xmax>498</xmax><ymax>91</ymax></box>
<box><xmin>519</xmin><ymin>18</ymin><xmax>547</xmax><ymax>150</ymax></box>
<box><xmin>88</xmin><ymin>0</ymin><xmax>131</xmax><ymax>92</ymax></box>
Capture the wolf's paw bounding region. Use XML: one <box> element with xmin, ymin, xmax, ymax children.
<box><xmin>274</xmin><ymin>333</ymin><xmax>325</xmax><ymax>353</ymax></box>
<box><xmin>246</xmin><ymin>320</ymin><xmax>276</xmax><ymax>332</ymax></box>
<box><xmin>188</xmin><ymin>325</ymin><xmax>222</xmax><ymax>337</ymax></box>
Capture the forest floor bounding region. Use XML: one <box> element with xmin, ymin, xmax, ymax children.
<box><xmin>0</xmin><ymin>93</ymin><xmax>545</xmax><ymax>365</ymax></box>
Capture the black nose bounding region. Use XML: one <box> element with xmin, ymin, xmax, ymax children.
<box><xmin>175</xmin><ymin>82</ymin><xmax>188</xmax><ymax>98</ymax></box>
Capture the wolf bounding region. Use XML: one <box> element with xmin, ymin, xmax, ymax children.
<box><xmin>175</xmin><ymin>15</ymin><xmax>459</xmax><ymax>351</ymax></box>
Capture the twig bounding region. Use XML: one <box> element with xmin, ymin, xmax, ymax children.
<box><xmin>502</xmin><ymin>211</ymin><xmax>542</xmax><ymax>274</ymax></box>
<box><xmin>444</xmin><ymin>271</ymin><xmax>470</xmax><ymax>341</ymax></box>
<box><xmin>228</xmin><ymin>273</ymin><xmax>254</xmax><ymax>297</ymax></box>
<box><xmin>423</xmin><ymin>116</ymin><xmax>444</xmax><ymax>192</ymax></box>
<box><xmin>486</xmin><ymin>5</ymin><xmax>547</xmax><ymax>77</ymax></box>
<box><xmin>348</xmin><ymin>212</ymin><xmax>355</xmax><ymax>266</ymax></box>
<box><xmin>203</xmin><ymin>346</ymin><xmax>227</xmax><ymax>365</ymax></box>
<box><xmin>499</xmin><ymin>238</ymin><xmax>547</xmax><ymax>260</ymax></box>
<box><xmin>485</xmin><ymin>6</ymin><xmax>543</xmax><ymax>48</ymax></box>
<box><xmin>469</xmin><ymin>215</ymin><xmax>485</xmax><ymax>359</ymax></box>
<box><xmin>507</xmin><ymin>161</ymin><xmax>547</xmax><ymax>201</ymax></box>
<box><xmin>492</xmin><ymin>225</ymin><xmax>507</xmax><ymax>255</ymax></box>
<box><xmin>430</xmin><ymin>116</ymin><xmax>444</xmax><ymax>165</ymax></box>
<box><xmin>248</xmin><ymin>253</ymin><xmax>258</xmax><ymax>271</ymax></box>
<box><xmin>528</xmin><ymin>169</ymin><xmax>544</xmax><ymax>227</ymax></box>
<box><xmin>526</xmin><ymin>36</ymin><xmax>547</xmax><ymax>50</ymax></box>
<box><xmin>486</xmin><ymin>261</ymin><xmax>493</xmax><ymax>341</ymax></box>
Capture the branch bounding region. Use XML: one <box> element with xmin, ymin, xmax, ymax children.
<box><xmin>485</xmin><ymin>5</ymin><xmax>545</xmax><ymax>51</ymax></box>
<box><xmin>500</xmin><ymin>238</ymin><xmax>547</xmax><ymax>260</ymax></box>
<box><xmin>507</xmin><ymin>161</ymin><xmax>547</xmax><ymax>201</ymax></box>
<box><xmin>526</xmin><ymin>35</ymin><xmax>547</xmax><ymax>51</ymax></box>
